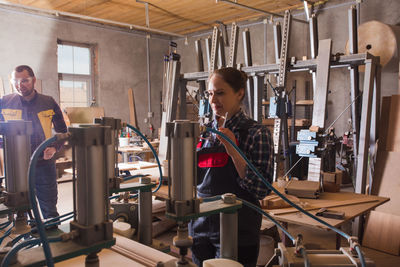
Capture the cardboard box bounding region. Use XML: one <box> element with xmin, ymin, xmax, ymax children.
<box><xmin>322</xmin><ymin>170</ymin><xmax>343</xmax><ymax>184</ymax></box>
<box><xmin>323</xmin><ymin>181</ymin><xmax>340</xmax><ymax>192</ymax></box>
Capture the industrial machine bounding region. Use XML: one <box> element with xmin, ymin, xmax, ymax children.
<box><xmin>164</xmin><ymin>120</ymin><xmax>243</xmax><ymax>266</ymax></box>
<box><xmin>0</xmin><ymin>121</ymin><xmax>33</xmax><ymax>237</ymax></box>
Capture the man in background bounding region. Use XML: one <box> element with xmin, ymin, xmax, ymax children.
<box><xmin>1</xmin><ymin>65</ymin><xmax>67</xmax><ymax>219</ymax></box>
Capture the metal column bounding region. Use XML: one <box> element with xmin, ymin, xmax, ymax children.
<box><xmin>253</xmin><ymin>74</ymin><xmax>264</xmax><ymax>123</ymax></box>
<box><xmin>227</xmin><ymin>22</ymin><xmax>239</xmax><ymax>68</ymax></box>
<box><xmin>220</xmin><ymin>212</ymin><xmax>238</xmax><ymax>260</ymax></box>
<box><xmin>205</xmin><ymin>37</ymin><xmax>212</xmax><ymax>72</ymax></box>
<box><xmin>348</xmin><ymin>5</ymin><xmax>361</xmax><ymax>178</ymax></box>
<box><xmin>273</xmin><ymin>22</ymin><xmax>282</xmax><ymax>64</ymax></box>
<box><xmin>138</xmin><ymin>178</ymin><xmax>152</xmax><ymax>245</ymax></box>
<box><xmin>353</xmin><ymin>57</ymin><xmax>379</xmax><ymax>239</ymax></box>
<box><xmin>309</xmin><ymin>14</ymin><xmax>318</xmax><ymax>93</ymax></box>
<box><xmin>355</xmin><ymin>58</ymin><xmax>377</xmax><ymax>194</ymax></box>
<box><xmin>243</xmin><ymin>28</ymin><xmax>254</xmax><ymax>118</ymax></box>
<box><xmin>210</xmin><ymin>26</ymin><xmax>220</xmax><ymax>73</ymax></box>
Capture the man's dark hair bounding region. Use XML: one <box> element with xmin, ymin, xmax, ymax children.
<box><xmin>14</xmin><ymin>65</ymin><xmax>35</xmax><ymax>77</ymax></box>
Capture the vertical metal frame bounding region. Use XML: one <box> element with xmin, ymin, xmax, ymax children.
<box><xmin>195</xmin><ymin>40</ymin><xmax>206</xmax><ymax>95</ymax></box>
<box><xmin>273</xmin><ymin>22</ymin><xmax>282</xmax><ymax>64</ymax></box>
<box><xmin>355</xmin><ymin>58</ymin><xmax>377</xmax><ymax>194</ymax></box>
<box><xmin>243</xmin><ymin>28</ymin><xmax>254</xmax><ymax>118</ymax></box>
<box><xmin>228</xmin><ymin>22</ymin><xmax>239</xmax><ymax>68</ymax></box>
<box><xmin>348</xmin><ymin>5</ymin><xmax>361</xmax><ymax>176</ymax></box>
<box><xmin>253</xmin><ymin>74</ymin><xmax>264</xmax><ymax>123</ymax></box>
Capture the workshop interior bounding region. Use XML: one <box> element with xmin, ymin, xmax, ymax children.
<box><xmin>0</xmin><ymin>0</ymin><xmax>399</xmax><ymax>266</ymax></box>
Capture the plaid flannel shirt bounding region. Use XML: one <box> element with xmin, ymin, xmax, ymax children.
<box><xmin>202</xmin><ymin>109</ymin><xmax>274</xmax><ymax>200</ymax></box>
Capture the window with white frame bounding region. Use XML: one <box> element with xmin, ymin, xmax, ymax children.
<box><xmin>57</xmin><ymin>41</ymin><xmax>93</xmax><ymax>110</ymax></box>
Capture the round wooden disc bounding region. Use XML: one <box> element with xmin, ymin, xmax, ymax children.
<box><xmin>346</xmin><ymin>20</ymin><xmax>398</xmax><ymax>71</ymax></box>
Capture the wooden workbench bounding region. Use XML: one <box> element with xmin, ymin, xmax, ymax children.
<box><xmin>125</xmin><ymin>167</ymin><xmax>389</xmax><ymax>248</ymax></box>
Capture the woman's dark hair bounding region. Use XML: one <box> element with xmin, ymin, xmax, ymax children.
<box><xmin>210</xmin><ymin>67</ymin><xmax>248</xmax><ymax>93</ymax></box>
<box><xmin>14</xmin><ymin>65</ymin><xmax>35</xmax><ymax>77</ymax></box>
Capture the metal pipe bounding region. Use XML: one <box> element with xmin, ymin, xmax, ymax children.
<box><xmin>0</xmin><ymin>0</ymin><xmax>184</xmax><ymax>38</ymax></box>
<box><xmin>146</xmin><ymin>35</ymin><xmax>152</xmax><ymax>118</ymax></box>
<box><xmin>218</xmin><ymin>0</ymin><xmax>307</xmax><ymax>24</ymax></box>
<box><xmin>220</xmin><ymin>212</ymin><xmax>238</xmax><ymax>260</ymax></box>
<box><xmin>139</xmin><ymin>178</ymin><xmax>152</xmax><ymax>245</ymax></box>
<box><xmin>303</xmin><ymin>1</ymin><xmax>310</xmax><ymax>21</ymax></box>
<box><xmin>0</xmin><ymin>121</ymin><xmax>33</xmax><ymax>208</ymax></box>
<box><xmin>69</xmin><ymin>125</ymin><xmax>111</xmax><ymax>226</ymax></box>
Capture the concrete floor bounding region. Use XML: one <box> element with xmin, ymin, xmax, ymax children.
<box><xmin>56</xmin><ymin>179</ymin><xmax>400</xmax><ymax>266</ymax></box>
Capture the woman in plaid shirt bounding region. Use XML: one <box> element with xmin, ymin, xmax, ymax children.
<box><xmin>190</xmin><ymin>67</ymin><xmax>274</xmax><ymax>267</ymax></box>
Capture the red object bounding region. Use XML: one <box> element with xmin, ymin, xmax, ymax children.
<box><xmin>198</xmin><ymin>152</ymin><xmax>229</xmax><ymax>168</ymax></box>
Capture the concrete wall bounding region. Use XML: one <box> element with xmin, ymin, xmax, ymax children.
<box><xmin>175</xmin><ymin>0</ymin><xmax>400</xmax><ymax>136</ymax></box>
<box><xmin>0</xmin><ymin>5</ymin><xmax>171</xmax><ymax>136</ymax></box>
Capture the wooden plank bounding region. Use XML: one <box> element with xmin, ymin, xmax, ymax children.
<box><xmin>362</xmin><ymin>211</ymin><xmax>400</xmax><ymax>255</ymax></box>
<box><xmin>378</xmin><ymin>96</ymin><xmax>392</xmax><ymax>150</ymax></box>
<box><xmin>372</xmin><ymin>150</ymin><xmax>400</xmax><ymax>216</ymax></box>
<box><xmin>385</xmin><ymin>95</ymin><xmax>400</xmax><ymax>152</ymax></box>
<box><xmin>268</xmin><ymin>196</ymin><xmax>380</xmax><ymax>216</ymax></box>
<box><xmin>64</xmin><ymin>107</ymin><xmax>104</xmax><ymax>123</ymax></box>
<box><xmin>128</xmin><ymin>88</ymin><xmax>138</xmax><ymax>128</ymax></box>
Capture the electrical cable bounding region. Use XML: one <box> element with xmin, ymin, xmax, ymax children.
<box><xmin>126</xmin><ymin>124</ymin><xmax>163</xmax><ymax>195</ymax></box>
<box><xmin>1</xmin><ymin>237</ymin><xmax>62</xmax><ymax>267</ymax></box>
<box><xmin>42</xmin><ymin>211</ymin><xmax>74</xmax><ymax>225</ymax></box>
<box><xmin>355</xmin><ymin>244</ymin><xmax>367</xmax><ymax>267</ymax></box>
<box><xmin>27</xmin><ymin>136</ymin><xmax>58</xmax><ymax>267</ymax></box>
<box><xmin>0</xmin><ymin>222</ymin><xmax>11</xmax><ymax>231</ymax></box>
<box><xmin>0</xmin><ymin>222</ymin><xmax>14</xmax><ymax>245</ymax></box>
<box><xmin>239</xmin><ymin>198</ymin><xmax>296</xmax><ymax>244</ymax></box>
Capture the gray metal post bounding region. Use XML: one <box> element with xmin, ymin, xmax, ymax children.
<box><xmin>220</xmin><ymin>212</ymin><xmax>238</xmax><ymax>260</ymax></box>
<box><xmin>210</xmin><ymin>27</ymin><xmax>220</xmax><ymax>73</ymax></box>
<box><xmin>138</xmin><ymin>177</ymin><xmax>152</xmax><ymax>245</ymax></box>
<box><xmin>253</xmin><ymin>74</ymin><xmax>264</xmax><ymax>123</ymax></box>
<box><xmin>355</xmin><ymin>59</ymin><xmax>376</xmax><ymax>194</ymax></box>
<box><xmin>228</xmin><ymin>22</ymin><xmax>239</xmax><ymax>68</ymax></box>
<box><xmin>273</xmin><ymin>22</ymin><xmax>282</xmax><ymax>64</ymax></box>
<box><xmin>348</xmin><ymin>5</ymin><xmax>360</xmax><ymax>177</ymax></box>
<box><xmin>309</xmin><ymin>14</ymin><xmax>318</xmax><ymax>93</ymax></box>
<box><xmin>195</xmin><ymin>40</ymin><xmax>206</xmax><ymax>95</ymax></box>
<box><xmin>353</xmin><ymin>58</ymin><xmax>377</xmax><ymax>239</ymax></box>
<box><xmin>218</xmin><ymin>35</ymin><xmax>226</xmax><ymax>68</ymax></box>
<box><xmin>243</xmin><ymin>28</ymin><xmax>254</xmax><ymax>117</ymax></box>
<box><xmin>220</xmin><ymin>194</ymin><xmax>238</xmax><ymax>260</ymax></box>
<box><xmin>205</xmin><ymin>37</ymin><xmax>212</xmax><ymax>72</ymax></box>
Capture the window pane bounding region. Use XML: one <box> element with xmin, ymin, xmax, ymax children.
<box><xmin>73</xmin><ymin>46</ymin><xmax>90</xmax><ymax>75</ymax></box>
<box><xmin>57</xmin><ymin>45</ymin><xmax>73</xmax><ymax>74</ymax></box>
<box><xmin>59</xmin><ymin>80</ymin><xmax>89</xmax><ymax>108</ymax></box>
<box><xmin>58</xmin><ymin>44</ymin><xmax>90</xmax><ymax>75</ymax></box>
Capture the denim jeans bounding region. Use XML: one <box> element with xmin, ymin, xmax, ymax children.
<box><xmin>34</xmin><ymin>161</ymin><xmax>59</xmax><ymax>219</ymax></box>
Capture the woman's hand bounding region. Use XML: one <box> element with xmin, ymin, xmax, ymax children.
<box><xmin>43</xmin><ymin>147</ymin><xmax>56</xmax><ymax>160</ymax></box>
<box><xmin>216</xmin><ymin>127</ymin><xmax>237</xmax><ymax>156</ymax></box>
